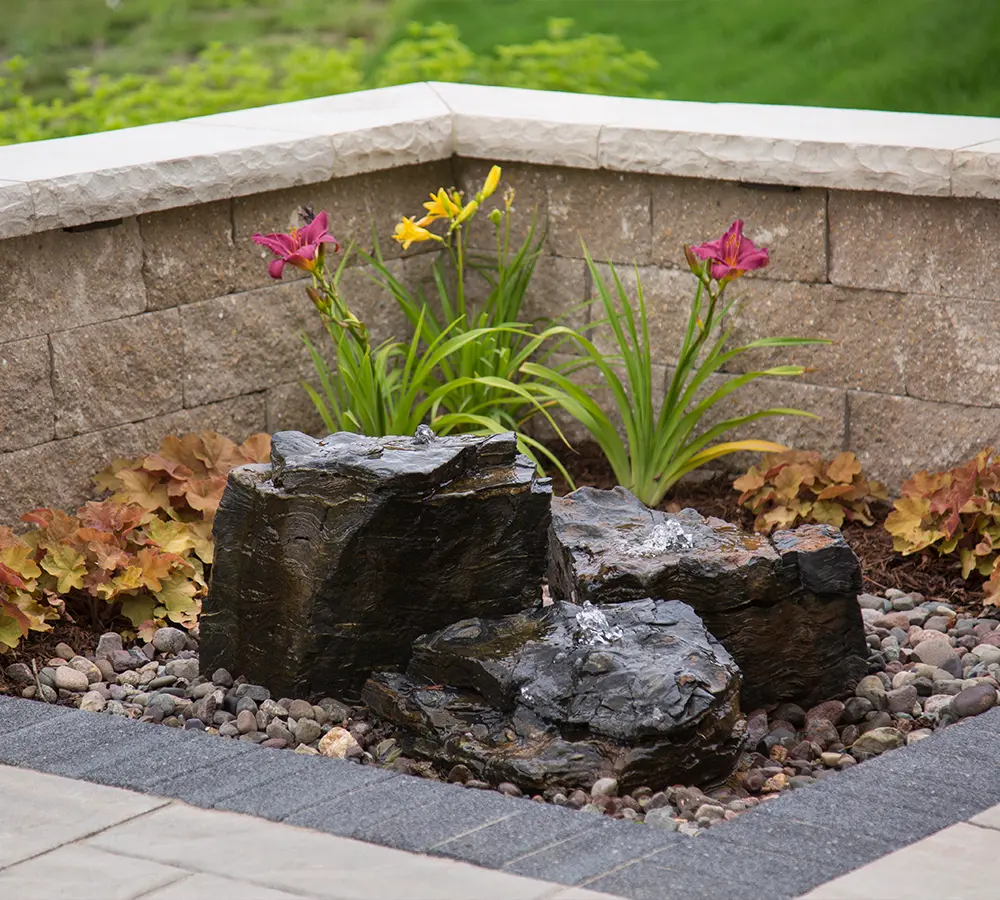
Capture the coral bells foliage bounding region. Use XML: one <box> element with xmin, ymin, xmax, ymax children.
<box><xmin>0</xmin><ymin>432</ymin><xmax>270</xmax><ymax>652</ymax></box>
<box><xmin>735</xmin><ymin>451</ymin><xmax>887</xmax><ymax>534</ymax></box>
<box><xmin>0</xmin><ymin>527</ymin><xmax>51</xmax><ymax>653</ymax></box>
<box><xmin>20</xmin><ymin>502</ymin><xmax>207</xmax><ymax>641</ymax></box>
<box><xmin>94</xmin><ymin>432</ymin><xmax>271</xmax><ymax>545</ymax></box>
<box><xmin>885</xmin><ymin>449</ymin><xmax>1000</xmax><ymax>605</ymax></box>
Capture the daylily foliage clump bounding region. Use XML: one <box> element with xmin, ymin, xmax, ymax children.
<box><xmin>254</xmin><ymin>166</ymin><xmax>574</xmax><ymax>477</ymax></box>
<box><xmin>735</xmin><ymin>450</ymin><xmax>888</xmax><ymax>533</ymax></box>
<box><xmin>517</xmin><ymin>221</ymin><xmax>827</xmax><ymax>506</ymax></box>
<box><xmin>885</xmin><ymin>450</ymin><xmax>1000</xmax><ymax>605</ymax></box>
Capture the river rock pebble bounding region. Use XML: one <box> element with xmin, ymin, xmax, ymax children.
<box><xmin>7</xmin><ymin>587</ymin><xmax>997</xmax><ymax>837</ymax></box>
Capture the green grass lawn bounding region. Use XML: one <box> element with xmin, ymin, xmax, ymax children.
<box><xmin>405</xmin><ymin>0</ymin><xmax>1000</xmax><ymax>116</ymax></box>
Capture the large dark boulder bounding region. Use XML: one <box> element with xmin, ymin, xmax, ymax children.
<box><xmin>363</xmin><ymin>598</ymin><xmax>744</xmax><ymax>792</ymax></box>
<box><xmin>201</xmin><ymin>430</ymin><xmax>551</xmax><ymax>699</ymax></box>
<box><xmin>547</xmin><ymin>486</ymin><xmax>867</xmax><ymax>707</ymax></box>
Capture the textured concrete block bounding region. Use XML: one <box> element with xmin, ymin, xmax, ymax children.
<box><xmin>180</xmin><ymin>283</ymin><xmax>326</xmax><ymax>407</ymax></box>
<box><xmin>650</xmin><ymin>177</ymin><xmax>827</xmax><ymax>283</ymax></box>
<box><xmin>524</xmin><ymin>255</ymin><xmax>590</xmax><ymax>329</ymax></box>
<box><xmin>696</xmin><ymin>372</ymin><xmax>847</xmax><ymax>463</ymax></box>
<box><xmin>598</xmin><ymin>99</ymin><xmax>1000</xmax><ymax>197</ymax></box>
<box><xmin>901</xmin><ymin>296</ymin><xmax>1000</xmax><ymax>407</ymax></box>
<box><xmin>0</xmin><ymin>180</ymin><xmax>35</xmax><ymax>241</ymax></box>
<box><xmin>231</xmin><ymin>161</ymin><xmax>453</xmax><ymax>293</ymax></box>
<box><xmin>455</xmin><ymin>159</ymin><xmax>551</xmax><ymax>250</ymax></box>
<box><xmin>434</xmin><ymin>82</ymin><xmax>608</xmax><ymax>169</ymax></box>
<box><xmin>334</xmin><ymin>254</ymin><xmax>436</xmax><ymax>346</ymax></box>
<box><xmin>953</xmin><ymin>139</ymin><xmax>1000</xmax><ymax>200</ymax></box>
<box><xmin>590</xmin><ymin>264</ymin><xmax>692</xmax><ymax>364</ymax></box>
<box><xmin>725</xmin><ymin>280</ymin><xmax>907</xmax><ymax>395</ymax></box>
<box><xmin>128</xmin><ymin>395</ymin><xmax>268</xmax><ymax>449</ymax></box>
<box><xmin>0</xmin><ymin>432</ymin><xmax>108</xmax><ymax>524</ymax></box>
<box><xmin>0</xmin><ymin>336</ymin><xmax>54</xmax><ymax>451</ymax></box>
<box><xmin>848</xmin><ymin>392</ymin><xmax>1000</xmax><ymax>490</ymax></box>
<box><xmin>0</xmin><ymin>395</ymin><xmax>266</xmax><ymax>524</ymax></box>
<box><xmin>431</xmin><ymin>802</ymin><xmax>592</xmax><ymax>868</ymax></box>
<box><xmin>266</xmin><ymin>382</ymin><xmax>326</xmax><ymax>437</ymax></box>
<box><xmin>200</xmin><ymin>84</ymin><xmax>452</xmax><ymax>178</ymax></box>
<box><xmin>829</xmin><ymin>191</ymin><xmax>1000</xmax><ymax>301</ymax></box>
<box><xmin>0</xmin><ymin>219</ymin><xmax>146</xmax><ymax>343</ymax></box>
<box><xmin>547</xmin><ymin>168</ymin><xmax>652</xmax><ymax>264</ymax></box>
<box><xmin>504</xmin><ymin>822</ymin><xmax>677</xmax><ymax>886</ymax></box>
<box><xmin>140</xmin><ymin>200</ymin><xmax>236</xmax><ymax>310</ymax></box>
<box><xmin>52</xmin><ymin>309</ymin><xmax>184</xmax><ymax>438</ymax></box>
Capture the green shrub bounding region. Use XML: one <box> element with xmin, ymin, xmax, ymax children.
<box><xmin>0</xmin><ymin>19</ymin><xmax>657</xmax><ymax>145</ymax></box>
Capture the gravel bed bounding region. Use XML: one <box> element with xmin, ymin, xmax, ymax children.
<box><xmin>4</xmin><ymin>586</ymin><xmax>998</xmax><ymax>835</ymax></box>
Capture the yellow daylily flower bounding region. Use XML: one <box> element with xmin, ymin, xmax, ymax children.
<box><xmin>479</xmin><ymin>165</ymin><xmax>502</xmax><ymax>200</ymax></box>
<box><xmin>453</xmin><ymin>199</ymin><xmax>479</xmax><ymax>227</ymax></box>
<box><xmin>392</xmin><ymin>216</ymin><xmax>441</xmax><ymax>250</ymax></box>
<box><xmin>422</xmin><ymin>188</ymin><xmax>461</xmax><ymax>224</ymax></box>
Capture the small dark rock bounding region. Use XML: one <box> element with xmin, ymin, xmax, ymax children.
<box><xmin>842</xmin><ymin>696</ymin><xmax>874</xmax><ymax>724</ymax></box>
<box><xmin>772</xmin><ymin>703</ymin><xmax>806</xmax><ymax>728</ymax></box>
<box><xmin>233</xmin><ymin>683</ymin><xmax>270</xmax><ymax>704</ymax></box>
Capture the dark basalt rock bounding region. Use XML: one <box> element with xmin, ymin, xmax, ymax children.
<box><xmin>363</xmin><ymin>598</ymin><xmax>744</xmax><ymax>792</ymax></box>
<box><xmin>546</xmin><ymin>486</ymin><xmax>867</xmax><ymax>708</ymax></box>
<box><xmin>201</xmin><ymin>430</ymin><xmax>551</xmax><ymax>699</ymax></box>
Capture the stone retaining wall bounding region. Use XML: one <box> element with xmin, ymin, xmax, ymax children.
<box><xmin>1</xmin><ymin>83</ymin><xmax>999</xmax><ymax>520</ymax></box>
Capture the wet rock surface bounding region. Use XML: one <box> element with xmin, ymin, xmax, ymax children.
<box><xmin>547</xmin><ymin>486</ymin><xmax>868</xmax><ymax>707</ymax></box>
<box><xmin>363</xmin><ymin>598</ymin><xmax>744</xmax><ymax>792</ymax></box>
<box><xmin>201</xmin><ymin>430</ymin><xmax>551</xmax><ymax>699</ymax></box>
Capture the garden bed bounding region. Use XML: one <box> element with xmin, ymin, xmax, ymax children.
<box><xmin>4</xmin><ymin>440</ymin><xmax>997</xmax><ymax>838</ymax></box>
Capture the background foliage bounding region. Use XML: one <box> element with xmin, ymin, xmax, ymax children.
<box><xmin>2</xmin><ymin>0</ymin><xmax>998</xmax><ymax>145</ymax></box>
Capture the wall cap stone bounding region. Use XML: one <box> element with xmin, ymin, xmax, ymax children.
<box><xmin>2</xmin><ymin>82</ymin><xmax>999</xmax><ymax>239</ymax></box>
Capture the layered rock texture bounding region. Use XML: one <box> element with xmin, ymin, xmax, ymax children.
<box><xmin>364</xmin><ymin>597</ymin><xmax>743</xmax><ymax>792</ymax></box>
<box><xmin>201</xmin><ymin>430</ymin><xmax>551</xmax><ymax>698</ymax></box>
<box><xmin>547</xmin><ymin>487</ymin><xmax>868</xmax><ymax>707</ymax></box>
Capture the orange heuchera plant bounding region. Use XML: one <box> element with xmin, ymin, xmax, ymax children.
<box><xmin>0</xmin><ymin>432</ymin><xmax>271</xmax><ymax>652</ymax></box>
<box><xmin>735</xmin><ymin>450</ymin><xmax>887</xmax><ymax>534</ymax></box>
<box><xmin>20</xmin><ymin>501</ymin><xmax>207</xmax><ymax>640</ymax></box>
<box><xmin>0</xmin><ymin>527</ymin><xmax>53</xmax><ymax>652</ymax></box>
<box><xmin>94</xmin><ymin>431</ymin><xmax>271</xmax><ymax>556</ymax></box>
<box><xmin>885</xmin><ymin>449</ymin><xmax>1000</xmax><ymax>605</ymax></box>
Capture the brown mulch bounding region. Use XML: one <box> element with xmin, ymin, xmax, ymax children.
<box><xmin>553</xmin><ymin>441</ymin><xmax>987</xmax><ymax>614</ymax></box>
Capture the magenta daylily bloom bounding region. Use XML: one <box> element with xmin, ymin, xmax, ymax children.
<box><xmin>252</xmin><ymin>211</ymin><xmax>339</xmax><ymax>279</ymax></box>
<box><xmin>689</xmin><ymin>220</ymin><xmax>769</xmax><ymax>283</ymax></box>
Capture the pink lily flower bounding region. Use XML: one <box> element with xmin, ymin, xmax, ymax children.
<box><xmin>252</xmin><ymin>211</ymin><xmax>339</xmax><ymax>279</ymax></box>
<box><xmin>689</xmin><ymin>220</ymin><xmax>769</xmax><ymax>283</ymax></box>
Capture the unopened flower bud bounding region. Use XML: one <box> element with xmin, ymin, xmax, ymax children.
<box><xmin>488</xmin><ymin>209</ymin><xmax>503</xmax><ymax>226</ymax></box>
